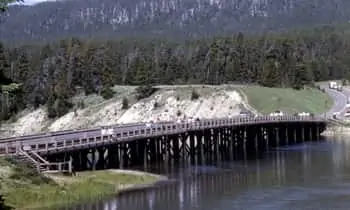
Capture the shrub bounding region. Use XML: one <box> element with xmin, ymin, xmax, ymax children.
<box><xmin>7</xmin><ymin>157</ymin><xmax>54</xmax><ymax>185</ymax></box>
<box><xmin>177</xmin><ymin>110</ymin><xmax>182</xmax><ymax>116</ymax></box>
<box><xmin>47</xmin><ymin>95</ymin><xmax>56</xmax><ymax>118</ymax></box>
<box><xmin>122</xmin><ymin>97</ymin><xmax>129</xmax><ymax>109</ymax></box>
<box><xmin>342</xmin><ymin>79</ymin><xmax>348</xmax><ymax>86</ymax></box>
<box><xmin>153</xmin><ymin>101</ymin><xmax>159</xmax><ymax>109</ymax></box>
<box><xmin>101</xmin><ymin>87</ymin><xmax>115</xmax><ymax>100</ymax></box>
<box><xmin>77</xmin><ymin>99</ymin><xmax>85</xmax><ymax>109</ymax></box>
<box><xmin>136</xmin><ymin>85</ymin><xmax>157</xmax><ymax>100</ymax></box>
<box><xmin>47</xmin><ymin>96</ymin><xmax>73</xmax><ymax>119</ymax></box>
<box><xmin>54</xmin><ymin>98</ymin><xmax>73</xmax><ymax>118</ymax></box>
<box><xmin>191</xmin><ymin>89</ymin><xmax>200</xmax><ymax>100</ymax></box>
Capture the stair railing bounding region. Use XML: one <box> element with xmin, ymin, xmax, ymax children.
<box><xmin>17</xmin><ymin>148</ymin><xmax>41</xmax><ymax>171</ymax></box>
<box><xmin>29</xmin><ymin>151</ymin><xmax>49</xmax><ymax>164</ymax></box>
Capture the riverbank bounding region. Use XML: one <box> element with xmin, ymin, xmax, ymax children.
<box><xmin>322</xmin><ymin>126</ymin><xmax>350</xmax><ymax>136</ymax></box>
<box><xmin>0</xmin><ymin>158</ymin><xmax>163</xmax><ymax>209</ymax></box>
<box><xmin>241</xmin><ymin>85</ymin><xmax>332</xmax><ymax>114</ymax></box>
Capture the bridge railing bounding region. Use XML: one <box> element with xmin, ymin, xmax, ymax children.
<box><xmin>0</xmin><ymin>115</ymin><xmax>325</xmax><ymax>156</ymax></box>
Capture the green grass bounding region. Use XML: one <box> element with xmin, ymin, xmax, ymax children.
<box><xmin>0</xmin><ymin>158</ymin><xmax>159</xmax><ymax>209</ymax></box>
<box><xmin>241</xmin><ymin>86</ymin><xmax>333</xmax><ymax>114</ymax></box>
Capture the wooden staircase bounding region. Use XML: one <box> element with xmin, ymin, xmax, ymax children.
<box><xmin>13</xmin><ymin>151</ymin><xmax>39</xmax><ymax>170</ymax></box>
<box><xmin>15</xmin><ymin>149</ymin><xmax>72</xmax><ymax>173</ymax></box>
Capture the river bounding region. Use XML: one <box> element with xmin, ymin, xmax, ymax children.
<box><xmin>66</xmin><ymin>135</ymin><xmax>350</xmax><ymax>210</ymax></box>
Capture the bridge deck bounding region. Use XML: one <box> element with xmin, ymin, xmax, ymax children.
<box><xmin>0</xmin><ymin>115</ymin><xmax>326</xmax><ymax>156</ymax></box>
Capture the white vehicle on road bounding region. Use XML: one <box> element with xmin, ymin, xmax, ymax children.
<box><xmin>337</xmin><ymin>85</ymin><xmax>343</xmax><ymax>91</ymax></box>
<box><xmin>187</xmin><ymin>118</ymin><xmax>195</xmax><ymax>123</ymax></box>
<box><xmin>329</xmin><ymin>81</ymin><xmax>337</xmax><ymax>89</ymax></box>
<box><xmin>239</xmin><ymin>111</ymin><xmax>250</xmax><ymax>117</ymax></box>
<box><xmin>145</xmin><ymin>121</ymin><xmax>154</xmax><ymax>127</ymax></box>
<box><xmin>333</xmin><ymin>112</ymin><xmax>340</xmax><ymax>119</ymax></box>
<box><xmin>269</xmin><ymin>110</ymin><xmax>284</xmax><ymax>117</ymax></box>
<box><xmin>298</xmin><ymin>112</ymin><xmax>310</xmax><ymax>117</ymax></box>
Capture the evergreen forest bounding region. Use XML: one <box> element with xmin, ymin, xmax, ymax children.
<box><xmin>1</xmin><ymin>25</ymin><xmax>350</xmax><ymax>121</ymax></box>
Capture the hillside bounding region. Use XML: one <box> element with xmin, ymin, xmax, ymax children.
<box><xmin>1</xmin><ymin>0</ymin><xmax>350</xmax><ymax>41</ymax></box>
<box><xmin>0</xmin><ymin>85</ymin><xmax>331</xmax><ymax>138</ymax></box>
<box><xmin>241</xmin><ymin>86</ymin><xmax>333</xmax><ymax>114</ymax></box>
<box><xmin>0</xmin><ymin>86</ymin><xmax>248</xmax><ymax>137</ymax></box>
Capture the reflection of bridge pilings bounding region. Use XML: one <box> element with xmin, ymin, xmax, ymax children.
<box><xmin>70</xmin><ymin>144</ymin><xmax>325</xmax><ymax>210</ymax></box>
<box><xmin>43</xmin><ymin>122</ymin><xmax>326</xmax><ymax>171</ymax></box>
<box><xmin>88</xmin><ymin>167</ymin><xmax>289</xmax><ymax>210</ymax></box>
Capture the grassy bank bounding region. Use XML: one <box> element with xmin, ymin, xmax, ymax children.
<box><xmin>0</xmin><ymin>158</ymin><xmax>160</xmax><ymax>209</ymax></box>
<box><xmin>241</xmin><ymin>86</ymin><xmax>333</xmax><ymax>114</ymax></box>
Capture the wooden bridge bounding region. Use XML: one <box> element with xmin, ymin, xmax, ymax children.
<box><xmin>0</xmin><ymin>115</ymin><xmax>327</xmax><ymax>173</ymax></box>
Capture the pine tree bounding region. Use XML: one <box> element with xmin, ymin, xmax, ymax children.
<box><xmin>293</xmin><ymin>63</ymin><xmax>312</xmax><ymax>89</ymax></box>
<box><xmin>0</xmin><ymin>42</ymin><xmax>11</xmax><ymax>86</ymax></box>
<box><xmin>133</xmin><ymin>54</ymin><xmax>153</xmax><ymax>86</ymax></box>
<box><xmin>16</xmin><ymin>51</ymin><xmax>30</xmax><ymax>83</ymax></box>
<box><xmin>100</xmin><ymin>48</ymin><xmax>116</xmax><ymax>88</ymax></box>
<box><xmin>235</xmin><ymin>32</ymin><xmax>248</xmax><ymax>82</ymax></box>
<box><xmin>259</xmin><ymin>58</ymin><xmax>280</xmax><ymax>87</ymax></box>
<box><xmin>47</xmin><ymin>92</ymin><xmax>56</xmax><ymax>118</ymax></box>
<box><xmin>133</xmin><ymin>58</ymin><xmax>148</xmax><ymax>85</ymax></box>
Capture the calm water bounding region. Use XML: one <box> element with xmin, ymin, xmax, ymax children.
<box><xmin>66</xmin><ymin>136</ymin><xmax>350</xmax><ymax>210</ymax></box>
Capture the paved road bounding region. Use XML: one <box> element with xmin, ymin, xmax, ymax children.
<box><xmin>320</xmin><ymin>84</ymin><xmax>349</xmax><ymax>118</ymax></box>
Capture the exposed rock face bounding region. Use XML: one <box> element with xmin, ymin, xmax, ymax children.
<box><xmin>0</xmin><ymin>86</ymin><xmax>246</xmax><ymax>137</ymax></box>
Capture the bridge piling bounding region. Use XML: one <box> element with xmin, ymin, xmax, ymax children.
<box><xmin>301</xmin><ymin>127</ymin><xmax>305</xmax><ymax>142</ymax></box>
<box><xmin>266</xmin><ymin>127</ymin><xmax>274</xmax><ymax>148</ymax></box>
<box><xmin>228</xmin><ymin>128</ymin><xmax>234</xmax><ymax>161</ymax></box>
<box><xmin>214</xmin><ymin>129</ymin><xmax>219</xmax><ymax>162</ymax></box>
<box><xmin>316</xmin><ymin>126</ymin><xmax>320</xmax><ymax>141</ymax></box>
<box><xmin>197</xmin><ymin>131</ymin><xmax>204</xmax><ymax>164</ymax></box>
<box><xmin>107</xmin><ymin>145</ymin><xmax>119</xmax><ymax>169</ymax></box>
<box><xmin>275</xmin><ymin>127</ymin><xmax>280</xmax><ymax>147</ymax></box>
<box><xmin>245</xmin><ymin>126</ymin><xmax>257</xmax><ymax>156</ymax></box>
<box><xmin>294</xmin><ymin>126</ymin><xmax>299</xmax><ymax>144</ymax></box>
<box><xmin>189</xmin><ymin>135</ymin><xmax>195</xmax><ymax>164</ymax></box>
<box><xmin>281</xmin><ymin>126</ymin><xmax>288</xmax><ymax>146</ymax></box>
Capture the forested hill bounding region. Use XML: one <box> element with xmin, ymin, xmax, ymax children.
<box><xmin>0</xmin><ymin>25</ymin><xmax>349</xmax><ymax>122</ymax></box>
<box><xmin>1</xmin><ymin>0</ymin><xmax>350</xmax><ymax>41</ymax></box>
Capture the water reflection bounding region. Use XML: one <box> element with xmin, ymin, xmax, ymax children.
<box><xmin>67</xmin><ymin>136</ymin><xmax>350</xmax><ymax>210</ymax></box>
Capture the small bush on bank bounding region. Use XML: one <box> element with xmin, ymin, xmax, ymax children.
<box><xmin>191</xmin><ymin>89</ymin><xmax>200</xmax><ymax>100</ymax></box>
<box><xmin>101</xmin><ymin>87</ymin><xmax>115</xmax><ymax>100</ymax></box>
<box><xmin>136</xmin><ymin>85</ymin><xmax>157</xmax><ymax>100</ymax></box>
<box><xmin>122</xmin><ymin>97</ymin><xmax>129</xmax><ymax>109</ymax></box>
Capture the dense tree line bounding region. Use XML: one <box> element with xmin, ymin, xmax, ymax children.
<box><xmin>2</xmin><ymin>0</ymin><xmax>350</xmax><ymax>42</ymax></box>
<box><xmin>1</xmin><ymin>25</ymin><xmax>350</xmax><ymax>120</ymax></box>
